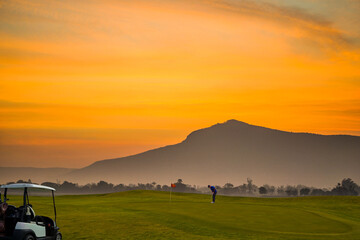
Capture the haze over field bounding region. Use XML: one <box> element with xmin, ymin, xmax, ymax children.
<box><xmin>0</xmin><ymin>0</ymin><xmax>360</xmax><ymax>169</ymax></box>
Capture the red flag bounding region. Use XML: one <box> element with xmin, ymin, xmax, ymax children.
<box><xmin>171</xmin><ymin>183</ymin><xmax>176</xmax><ymax>188</ymax></box>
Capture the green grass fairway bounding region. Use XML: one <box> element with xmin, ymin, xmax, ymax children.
<box><xmin>7</xmin><ymin>191</ymin><xmax>360</xmax><ymax>239</ymax></box>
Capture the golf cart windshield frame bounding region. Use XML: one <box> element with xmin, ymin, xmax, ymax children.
<box><xmin>0</xmin><ymin>183</ymin><xmax>57</xmax><ymax>224</ymax></box>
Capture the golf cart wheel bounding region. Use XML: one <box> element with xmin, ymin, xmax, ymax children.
<box><xmin>24</xmin><ymin>234</ymin><xmax>35</xmax><ymax>240</ymax></box>
<box><xmin>56</xmin><ymin>233</ymin><xmax>62</xmax><ymax>240</ymax></box>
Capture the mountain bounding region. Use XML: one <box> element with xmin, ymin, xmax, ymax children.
<box><xmin>64</xmin><ymin>120</ymin><xmax>360</xmax><ymax>187</ymax></box>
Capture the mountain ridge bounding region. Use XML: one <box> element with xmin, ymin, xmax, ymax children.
<box><xmin>65</xmin><ymin>120</ymin><xmax>360</xmax><ymax>187</ymax></box>
<box><xmin>92</xmin><ymin>119</ymin><xmax>356</xmax><ymax>167</ymax></box>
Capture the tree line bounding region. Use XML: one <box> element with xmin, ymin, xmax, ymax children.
<box><xmin>2</xmin><ymin>178</ymin><xmax>359</xmax><ymax>196</ymax></box>
<box><xmin>215</xmin><ymin>178</ymin><xmax>359</xmax><ymax>196</ymax></box>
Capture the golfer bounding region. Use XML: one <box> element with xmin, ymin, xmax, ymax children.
<box><xmin>208</xmin><ymin>185</ymin><xmax>217</xmax><ymax>203</ymax></box>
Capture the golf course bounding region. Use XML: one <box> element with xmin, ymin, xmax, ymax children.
<box><xmin>7</xmin><ymin>190</ymin><xmax>360</xmax><ymax>239</ymax></box>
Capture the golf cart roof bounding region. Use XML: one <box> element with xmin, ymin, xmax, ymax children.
<box><xmin>0</xmin><ymin>183</ymin><xmax>56</xmax><ymax>191</ymax></box>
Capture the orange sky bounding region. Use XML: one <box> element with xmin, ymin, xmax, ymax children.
<box><xmin>0</xmin><ymin>0</ymin><xmax>359</xmax><ymax>168</ymax></box>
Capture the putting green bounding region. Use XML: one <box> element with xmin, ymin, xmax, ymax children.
<box><xmin>7</xmin><ymin>190</ymin><xmax>360</xmax><ymax>239</ymax></box>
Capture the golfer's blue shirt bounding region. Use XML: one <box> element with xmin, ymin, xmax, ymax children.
<box><xmin>210</xmin><ymin>186</ymin><xmax>217</xmax><ymax>193</ymax></box>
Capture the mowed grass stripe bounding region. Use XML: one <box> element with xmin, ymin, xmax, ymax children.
<box><xmin>6</xmin><ymin>190</ymin><xmax>360</xmax><ymax>239</ymax></box>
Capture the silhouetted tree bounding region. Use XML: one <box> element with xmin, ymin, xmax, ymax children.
<box><xmin>221</xmin><ymin>183</ymin><xmax>237</xmax><ymax>195</ymax></box>
<box><xmin>238</xmin><ymin>184</ymin><xmax>247</xmax><ymax>194</ymax></box>
<box><xmin>276</xmin><ymin>186</ymin><xmax>285</xmax><ymax>195</ymax></box>
<box><xmin>171</xmin><ymin>179</ymin><xmax>196</xmax><ymax>192</ymax></box>
<box><xmin>145</xmin><ymin>183</ymin><xmax>154</xmax><ymax>190</ymax></box>
<box><xmin>300</xmin><ymin>188</ymin><xmax>310</xmax><ymax>196</ymax></box>
<box><xmin>81</xmin><ymin>184</ymin><xmax>91</xmax><ymax>193</ymax></box>
<box><xmin>262</xmin><ymin>184</ymin><xmax>275</xmax><ymax>195</ymax></box>
<box><xmin>285</xmin><ymin>186</ymin><xmax>297</xmax><ymax>196</ymax></box>
<box><xmin>137</xmin><ymin>183</ymin><xmax>146</xmax><ymax>190</ymax></box>
<box><xmin>259</xmin><ymin>187</ymin><xmax>267</xmax><ymax>194</ymax></box>
<box><xmin>17</xmin><ymin>180</ymin><xmax>27</xmax><ymax>183</ymax></box>
<box><xmin>114</xmin><ymin>183</ymin><xmax>125</xmax><ymax>192</ymax></box>
<box><xmin>173</xmin><ymin>179</ymin><xmax>186</xmax><ymax>192</ymax></box>
<box><xmin>310</xmin><ymin>188</ymin><xmax>327</xmax><ymax>196</ymax></box>
<box><xmin>96</xmin><ymin>181</ymin><xmax>113</xmax><ymax>192</ymax></box>
<box><xmin>59</xmin><ymin>181</ymin><xmax>78</xmax><ymax>192</ymax></box>
<box><xmin>341</xmin><ymin>178</ymin><xmax>358</xmax><ymax>195</ymax></box>
<box><xmin>246</xmin><ymin>178</ymin><xmax>257</xmax><ymax>194</ymax></box>
<box><xmin>331</xmin><ymin>178</ymin><xmax>358</xmax><ymax>196</ymax></box>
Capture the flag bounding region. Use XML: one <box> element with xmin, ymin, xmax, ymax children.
<box><xmin>169</xmin><ymin>183</ymin><xmax>175</xmax><ymax>202</ymax></box>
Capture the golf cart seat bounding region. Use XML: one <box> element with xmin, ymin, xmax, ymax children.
<box><xmin>34</xmin><ymin>216</ymin><xmax>57</xmax><ymax>236</ymax></box>
<box><xmin>18</xmin><ymin>205</ymin><xmax>35</xmax><ymax>222</ymax></box>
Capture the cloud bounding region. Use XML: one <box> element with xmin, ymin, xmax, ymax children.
<box><xmin>200</xmin><ymin>0</ymin><xmax>351</xmax><ymax>48</ymax></box>
<box><xmin>0</xmin><ymin>100</ymin><xmax>45</xmax><ymax>109</ymax></box>
<box><xmin>0</xmin><ymin>48</ymin><xmax>51</xmax><ymax>60</ymax></box>
<box><xmin>0</xmin><ymin>0</ymin><xmax>352</xmax><ymax>46</ymax></box>
<box><xmin>1</xmin><ymin>0</ymin><xmax>357</xmax><ymax>59</ymax></box>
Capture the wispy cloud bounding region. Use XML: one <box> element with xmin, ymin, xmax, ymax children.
<box><xmin>202</xmin><ymin>0</ymin><xmax>351</xmax><ymax>48</ymax></box>
<box><xmin>0</xmin><ymin>100</ymin><xmax>45</xmax><ymax>108</ymax></box>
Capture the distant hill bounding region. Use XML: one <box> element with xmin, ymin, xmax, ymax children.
<box><xmin>64</xmin><ymin>120</ymin><xmax>360</xmax><ymax>187</ymax></box>
<box><xmin>0</xmin><ymin>167</ymin><xmax>75</xmax><ymax>184</ymax></box>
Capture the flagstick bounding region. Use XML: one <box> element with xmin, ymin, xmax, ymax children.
<box><xmin>170</xmin><ymin>186</ymin><xmax>172</xmax><ymax>203</ymax></box>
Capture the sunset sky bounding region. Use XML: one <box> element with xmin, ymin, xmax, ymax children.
<box><xmin>1</xmin><ymin>0</ymin><xmax>359</xmax><ymax>168</ymax></box>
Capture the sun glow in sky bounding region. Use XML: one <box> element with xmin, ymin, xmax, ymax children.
<box><xmin>1</xmin><ymin>0</ymin><xmax>360</xmax><ymax>167</ymax></box>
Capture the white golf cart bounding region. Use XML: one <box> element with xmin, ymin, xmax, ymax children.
<box><xmin>0</xmin><ymin>183</ymin><xmax>61</xmax><ymax>240</ymax></box>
